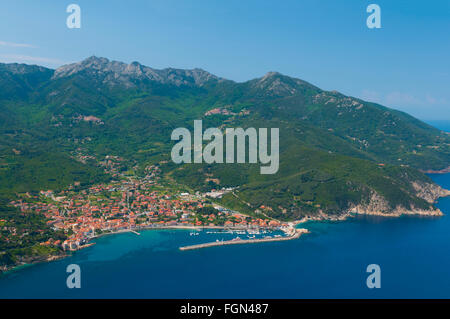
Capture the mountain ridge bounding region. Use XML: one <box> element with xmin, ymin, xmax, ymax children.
<box><xmin>0</xmin><ymin>56</ymin><xmax>448</xmax><ymax>221</ymax></box>
<box><xmin>51</xmin><ymin>56</ymin><xmax>225</xmax><ymax>88</ymax></box>
<box><xmin>1</xmin><ymin>56</ymin><xmax>449</xmax><ymax>270</ymax></box>
<box><xmin>0</xmin><ymin>56</ymin><xmax>323</xmax><ymax>94</ymax></box>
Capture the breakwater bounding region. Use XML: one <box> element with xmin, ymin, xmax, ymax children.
<box><xmin>179</xmin><ymin>228</ymin><xmax>309</xmax><ymax>251</ymax></box>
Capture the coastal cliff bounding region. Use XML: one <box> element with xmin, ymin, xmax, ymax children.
<box><xmin>421</xmin><ymin>166</ymin><xmax>450</xmax><ymax>174</ymax></box>
<box><xmin>293</xmin><ymin>181</ymin><xmax>450</xmax><ymax>224</ymax></box>
<box><xmin>349</xmin><ymin>180</ymin><xmax>450</xmax><ymax>217</ymax></box>
<box><xmin>412</xmin><ymin>181</ymin><xmax>450</xmax><ymax>203</ymax></box>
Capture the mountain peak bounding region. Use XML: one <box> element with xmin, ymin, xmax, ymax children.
<box><xmin>250</xmin><ymin>71</ymin><xmax>319</xmax><ymax>97</ymax></box>
<box><xmin>83</xmin><ymin>55</ymin><xmax>109</xmax><ymax>64</ymax></box>
<box><xmin>52</xmin><ymin>56</ymin><xmax>222</xmax><ymax>87</ymax></box>
<box><xmin>262</xmin><ymin>71</ymin><xmax>281</xmax><ymax>78</ymax></box>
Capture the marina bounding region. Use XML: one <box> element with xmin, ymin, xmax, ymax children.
<box><xmin>179</xmin><ymin>228</ymin><xmax>309</xmax><ymax>251</ymax></box>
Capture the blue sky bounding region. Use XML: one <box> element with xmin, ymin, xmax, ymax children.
<box><xmin>0</xmin><ymin>0</ymin><xmax>449</xmax><ymax>120</ymax></box>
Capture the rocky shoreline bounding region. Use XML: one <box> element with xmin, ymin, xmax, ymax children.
<box><xmin>293</xmin><ymin>181</ymin><xmax>450</xmax><ymax>225</ymax></box>
<box><xmin>412</xmin><ymin>181</ymin><xmax>450</xmax><ymax>203</ymax></box>
<box><xmin>1</xmin><ymin>253</ymin><xmax>68</xmax><ymax>275</ymax></box>
<box><xmin>348</xmin><ymin>183</ymin><xmax>448</xmax><ymax>217</ymax></box>
<box><xmin>421</xmin><ymin>166</ymin><xmax>450</xmax><ymax>174</ymax></box>
<box><xmin>292</xmin><ymin>205</ymin><xmax>444</xmax><ymax>227</ymax></box>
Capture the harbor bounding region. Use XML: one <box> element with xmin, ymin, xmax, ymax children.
<box><xmin>179</xmin><ymin>228</ymin><xmax>309</xmax><ymax>251</ymax></box>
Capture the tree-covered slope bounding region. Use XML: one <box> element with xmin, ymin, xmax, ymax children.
<box><xmin>0</xmin><ymin>56</ymin><xmax>449</xmax><ymax>222</ymax></box>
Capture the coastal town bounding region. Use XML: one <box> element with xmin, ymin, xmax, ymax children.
<box><xmin>8</xmin><ymin>156</ymin><xmax>296</xmax><ymax>253</ymax></box>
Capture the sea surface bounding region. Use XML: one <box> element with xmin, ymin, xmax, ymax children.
<box><xmin>0</xmin><ymin>121</ymin><xmax>449</xmax><ymax>299</ymax></box>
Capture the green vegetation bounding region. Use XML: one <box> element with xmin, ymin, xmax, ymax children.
<box><xmin>0</xmin><ymin>198</ymin><xmax>66</xmax><ymax>270</ymax></box>
<box><xmin>0</xmin><ymin>57</ymin><xmax>449</xmax><ymax>268</ymax></box>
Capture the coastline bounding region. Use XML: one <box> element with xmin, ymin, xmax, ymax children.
<box><xmin>0</xmin><ymin>224</ymin><xmax>285</xmax><ymax>275</ymax></box>
<box><xmin>2</xmin><ymin>180</ymin><xmax>450</xmax><ymax>299</ymax></box>
<box><xmin>421</xmin><ymin>166</ymin><xmax>450</xmax><ymax>174</ymax></box>
<box><xmin>89</xmin><ymin>224</ymin><xmax>269</xmax><ymax>241</ymax></box>
<box><xmin>1</xmin><ymin>253</ymin><xmax>69</xmax><ymax>276</ymax></box>
<box><xmin>3</xmin><ymin>196</ymin><xmax>448</xmax><ymax>276</ymax></box>
<box><xmin>292</xmin><ymin>205</ymin><xmax>446</xmax><ymax>228</ymax></box>
<box><xmin>292</xmin><ymin>186</ymin><xmax>450</xmax><ymax>226</ymax></box>
<box><xmin>3</xmin><ymin>176</ymin><xmax>450</xmax><ymax>276</ymax></box>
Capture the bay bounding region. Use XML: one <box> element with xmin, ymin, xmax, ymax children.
<box><xmin>1</xmin><ymin>121</ymin><xmax>449</xmax><ymax>299</ymax></box>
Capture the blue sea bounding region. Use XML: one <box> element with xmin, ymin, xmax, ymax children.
<box><xmin>0</xmin><ymin>122</ymin><xmax>449</xmax><ymax>299</ymax></box>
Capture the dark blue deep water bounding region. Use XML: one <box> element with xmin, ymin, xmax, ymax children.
<box><xmin>0</xmin><ymin>121</ymin><xmax>449</xmax><ymax>298</ymax></box>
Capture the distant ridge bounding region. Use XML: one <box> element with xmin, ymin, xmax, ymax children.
<box><xmin>52</xmin><ymin>56</ymin><xmax>224</xmax><ymax>87</ymax></box>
